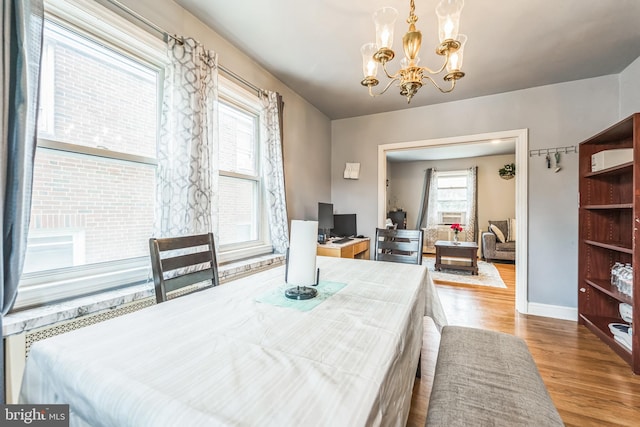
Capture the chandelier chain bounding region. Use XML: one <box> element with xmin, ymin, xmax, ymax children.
<box><xmin>407</xmin><ymin>0</ymin><xmax>418</xmax><ymax>24</ymax></box>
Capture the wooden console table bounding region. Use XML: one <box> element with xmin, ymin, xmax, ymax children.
<box><xmin>434</xmin><ymin>240</ymin><xmax>478</xmax><ymax>275</ymax></box>
<box><xmin>317</xmin><ymin>237</ymin><xmax>370</xmax><ymax>259</ymax></box>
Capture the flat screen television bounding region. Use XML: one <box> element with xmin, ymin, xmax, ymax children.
<box><xmin>332</xmin><ymin>214</ymin><xmax>357</xmax><ymax>238</ymax></box>
<box><xmin>318</xmin><ymin>202</ymin><xmax>334</xmax><ymax>231</ymax></box>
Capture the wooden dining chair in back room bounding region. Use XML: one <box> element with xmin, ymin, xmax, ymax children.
<box><xmin>374</xmin><ymin>228</ymin><xmax>424</xmax><ymax>265</ymax></box>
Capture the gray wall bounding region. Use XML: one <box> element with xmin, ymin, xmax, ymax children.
<box><xmin>387</xmin><ymin>154</ymin><xmax>516</xmax><ymax>234</ymax></box>
<box><xmin>621</xmin><ymin>55</ymin><xmax>640</xmax><ymax>117</ymax></box>
<box><xmin>116</xmin><ymin>0</ymin><xmax>332</xmax><ymax>223</ymax></box>
<box><xmin>332</xmin><ymin>75</ymin><xmax>619</xmax><ymax>308</ymax></box>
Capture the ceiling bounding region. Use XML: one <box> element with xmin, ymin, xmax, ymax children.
<box><xmin>175</xmin><ymin>0</ymin><xmax>640</xmax><ymax>121</ymax></box>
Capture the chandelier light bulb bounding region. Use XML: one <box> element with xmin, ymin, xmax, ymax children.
<box><xmin>446</xmin><ymin>34</ymin><xmax>467</xmax><ymax>72</ymax></box>
<box><xmin>361</xmin><ymin>43</ymin><xmax>379</xmax><ymax>77</ymax></box>
<box><xmin>374</xmin><ymin>7</ymin><xmax>398</xmax><ymax>49</ymax></box>
<box><xmin>380</xmin><ymin>29</ymin><xmax>391</xmax><ymax>47</ymax></box>
<box><xmin>436</xmin><ymin>0</ymin><xmax>464</xmax><ymax>42</ymax></box>
<box><xmin>400</xmin><ymin>56</ymin><xmax>420</xmax><ymax>68</ymax></box>
<box><xmin>442</xmin><ymin>19</ymin><xmax>455</xmax><ymax>40</ymax></box>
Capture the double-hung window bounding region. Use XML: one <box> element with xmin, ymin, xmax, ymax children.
<box><xmin>435</xmin><ymin>170</ymin><xmax>469</xmax><ymax>225</ymax></box>
<box><xmin>16</xmin><ymin>0</ymin><xmax>166</xmax><ymax>310</ymax></box>
<box><xmin>217</xmin><ymin>78</ymin><xmax>271</xmax><ymax>262</ymax></box>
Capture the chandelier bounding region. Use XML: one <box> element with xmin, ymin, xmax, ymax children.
<box><xmin>360</xmin><ymin>0</ymin><xmax>467</xmax><ymax>103</ymax></box>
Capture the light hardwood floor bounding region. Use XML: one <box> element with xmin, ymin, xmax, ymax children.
<box><xmin>408</xmin><ymin>260</ymin><xmax>640</xmax><ymax>427</ymax></box>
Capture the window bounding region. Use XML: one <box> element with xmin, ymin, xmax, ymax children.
<box><xmin>435</xmin><ymin>170</ymin><xmax>469</xmax><ymax>225</ymax></box>
<box><xmin>217</xmin><ymin>78</ymin><xmax>271</xmax><ymax>261</ymax></box>
<box><xmin>218</xmin><ymin>102</ymin><xmax>259</xmax><ymax>246</ymax></box>
<box><xmin>15</xmin><ymin>0</ymin><xmax>166</xmax><ymax>310</ymax></box>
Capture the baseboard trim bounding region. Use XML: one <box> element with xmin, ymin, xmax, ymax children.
<box><xmin>526</xmin><ymin>302</ymin><xmax>577</xmax><ymax>321</ymax></box>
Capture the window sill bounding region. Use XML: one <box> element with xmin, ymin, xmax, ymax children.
<box><xmin>3</xmin><ymin>253</ymin><xmax>285</xmax><ymax>337</ymax></box>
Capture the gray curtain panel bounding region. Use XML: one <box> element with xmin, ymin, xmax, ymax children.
<box><xmin>424</xmin><ymin>169</ymin><xmax>442</xmax><ymax>251</ymax></box>
<box><xmin>473</xmin><ymin>167</ymin><xmax>478</xmax><ymax>242</ymax></box>
<box><xmin>415</xmin><ymin>168</ymin><xmax>432</xmax><ymax>229</ymax></box>
<box><xmin>261</xmin><ymin>91</ymin><xmax>289</xmax><ymax>254</ymax></box>
<box><xmin>0</xmin><ymin>0</ymin><xmax>44</xmax><ymax>402</ymax></box>
<box><xmin>157</xmin><ymin>37</ymin><xmax>218</xmax><ymax>239</ymax></box>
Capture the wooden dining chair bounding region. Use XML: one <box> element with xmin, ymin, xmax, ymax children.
<box><xmin>375</xmin><ymin>227</ymin><xmax>425</xmax><ymax>378</ymax></box>
<box><xmin>149</xmin><ymin>233</ymin><xmax>220</xmax><ymax>303</ymax></box>
<box><xmin>374</xmin><ymin>228</ymin><xmax>424</xmax><ymax>265</ymax></box>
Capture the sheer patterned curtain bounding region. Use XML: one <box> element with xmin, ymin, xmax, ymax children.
<box><xmin>1</xmin><ymin>0</ymin><xmax>44</xmax><ymax>402</ymax></box>
<box><xmin>424</xmin><ymin>169</ymin><xmax>441</xmax><ymax>252</ymax></box>
<box><xmin>463</xmin><ymin>167</ymin><xmax>478</xmax><ymax>243</ymax></box>
<box><xmin>156</xmin><ymin>37</ymin><xmax>218</xmax><ymax>239</ymax></box>
<box><xmin>261</xmin><ymin>91</ymin><xmax>289</xmax><ymax>253</ymax></box>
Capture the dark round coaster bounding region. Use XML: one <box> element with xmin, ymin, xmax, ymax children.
<box><xmin>284</xmin><ymin>286</ymin><xmax>318</xmax><ymax>300</ymax></box>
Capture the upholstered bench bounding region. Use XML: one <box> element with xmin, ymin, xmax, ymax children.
<box><xmin>426</xmin><ymin>326</ymin><xmax>564</xmax><ymax>426</ymax></box>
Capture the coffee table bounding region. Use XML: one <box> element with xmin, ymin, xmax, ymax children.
<box><xmin>434</xmin><ymin>240</ymin><xmax>479</xmax><ymax>275</ymax></box>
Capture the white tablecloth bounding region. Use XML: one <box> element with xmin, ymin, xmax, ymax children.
<box><xmin>20</xmin><ymin>256</ymin><xmax>447</xmax><ymax>427</ymax></box>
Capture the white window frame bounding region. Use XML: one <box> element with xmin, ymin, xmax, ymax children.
<box><xmin>436</xmin><ymin>170</ymin><xmax>469</xmax><ymax>226</ymax></box>
<box><xmin>14</xmin><ymin>0</ymin><xmax>166</xmax><ymax>310</ymax></box>
<box><xmin>37</xmin><ymin>43</ymin><xmax>55</xmax><ymax>137</ymax></box>
<box><xmin>217</xmin><ymin>76</ymin><xmax>272</xmax><ymax>263</ymax></box>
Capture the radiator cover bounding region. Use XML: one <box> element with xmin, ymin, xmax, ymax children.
<box><xmin>5</xmin><ymin>297</ymin><xmax>155</xmax><ymax>403</ymax></box>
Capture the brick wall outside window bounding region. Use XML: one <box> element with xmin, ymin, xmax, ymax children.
<box><xmin>218</xmin><ymin>176</ymin><xmax>256</xmax><ymax>245</ymax></box>
<box><xmin>45</xmin><ymin>34</ymin><xmax>157</xmax><ymax>157</ymax></box>
<box><xmin>28</xmin><ymin>150</ymin><xmax>155</xmax><ymax>270</ymax></box>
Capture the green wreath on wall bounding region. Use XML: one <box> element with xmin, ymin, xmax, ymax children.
<box><xmin>499</xmin><ymin>163</ymin><xmax>515</xmax><ymax>180</ymax></box>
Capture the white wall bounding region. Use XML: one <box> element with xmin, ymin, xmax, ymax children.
<box><xmin>620</xmin><ymin>55</ymin><xmax>640</xmax><ymax>117</ymax></box>
<box><xmin>388</xmin><ymin>154</ymin><xmax>516</xmax><ymax>233</ymax></box>
<box><xmin>332</xmin><ymin>75</ymin><xmax>619</xmax><ymax>308</ymax></box>
<box><xmin>113</xmin><ymin>0</ymin><xmax>332</xmax><ymax>222</ymax></box>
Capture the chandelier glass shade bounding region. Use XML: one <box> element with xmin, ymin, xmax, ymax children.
<box><xmin>361</xmin><ymin>0</ymin><xmax>467</xmax><ymax>103</ymax></box>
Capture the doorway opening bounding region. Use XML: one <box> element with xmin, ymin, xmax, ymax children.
<box><xmin>377</xmin><ymin>129</ymin><xmax>529</xmax><ymax>314</ymax></box>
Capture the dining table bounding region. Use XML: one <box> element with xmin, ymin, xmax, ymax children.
<box><xmin>20</xmin><ymin>256</ymin><xmax>447</xmax><ymax>426</ymax></box>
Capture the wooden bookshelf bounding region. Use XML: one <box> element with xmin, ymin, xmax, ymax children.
<box><xmin>578</xmin><ymin>113</ymin><xmax>639</xmax><ymax>374</ymax></box>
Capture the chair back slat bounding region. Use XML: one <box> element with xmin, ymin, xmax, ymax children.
<box><xmin>376</xmin><ymin>240</ymin><xmax>421</xmax><ymax>252</ymax></box>
<box><xmin>163</xmin><ymin>268</ymin><xmax>216</xmax><ymax>294</ymax></box>
<box><xmin>149</xmin><ymin>233</ymin><xmax>219</xmax><ymax>303</ymax></box>
<box><xmin>376</xmin><ymin>253</ymin><xmax>423</xmax><ymax>264</ymax></box>
<box><xmin>374</xmin><ymin>228</ymin><xmax>423</xmax><ymax>266</ymax></box>
<box><xmin>161</xmin><ymin>251</ymin><xmax>213</xmax><ymax>273</ymax></box>
<box><xmin>155</xmin><ymin>234</ymin><xmax>212</xmax><ymax>251</ymax></box>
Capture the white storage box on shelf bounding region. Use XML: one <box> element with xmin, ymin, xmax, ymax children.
<box><xmin>591</xmin><ymin>148</ymin><xmax>633</xmax><ymax>172</ymax></box>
